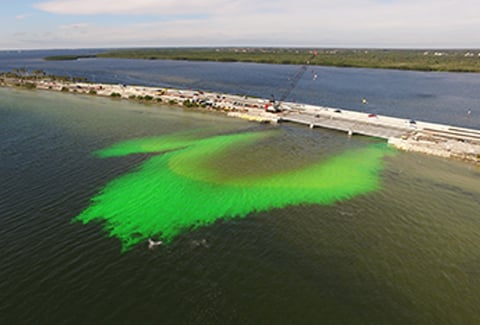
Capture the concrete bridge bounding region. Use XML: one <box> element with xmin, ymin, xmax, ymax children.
<box><xmin>279</xmin><ymin>112</ymin><xmax>410</xmax><ymax>139</ymax></box>
<box><xmin>275</xmin><ymin>105</ymin><xmax>480</xmax><ymax>163</ymax></box>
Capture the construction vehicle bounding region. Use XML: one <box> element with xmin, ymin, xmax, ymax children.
<box><xmin>266</xmin><ymin>50</ymin><xmax>318</xmax><ymax>112</ymax></box>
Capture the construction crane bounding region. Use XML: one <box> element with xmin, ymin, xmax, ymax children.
<box><xmin>266</xmin><ymin>50</ymin><xmax>318</xmax><ymax>112</ymax></box>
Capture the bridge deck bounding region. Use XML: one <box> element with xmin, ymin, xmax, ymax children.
<box><xmin>280</xmin><ymin>112</ymin><xmax>410</xmax><ymax>139</ymax></box>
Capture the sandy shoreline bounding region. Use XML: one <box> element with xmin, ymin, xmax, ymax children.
<box><xmin>31</xmin><ymin>78</ymin><xmax>283</xmax><ymax>123</ymax></box>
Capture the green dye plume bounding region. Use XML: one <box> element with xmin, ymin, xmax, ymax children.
<box><xmin>74</xmin><ymin>130</ymin><xmax>391</xmax><ymax>251</ymax></box>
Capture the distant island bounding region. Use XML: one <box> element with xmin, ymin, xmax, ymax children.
<box><xmin>44</xmin><ymin>48</ymin><xmax>480</xmax><ymax>73</ymax></box>
<box><xmin>43</xmin><ymin>54</ymin><xmax>97</xmax><ymax>61</ymax></box>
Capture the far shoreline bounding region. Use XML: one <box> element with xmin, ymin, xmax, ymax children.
<box><xmin>44</xmin><ymin>47</ymin><xmax>480</xmax><ymax>73</ymax></box>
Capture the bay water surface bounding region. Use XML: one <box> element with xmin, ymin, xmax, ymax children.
<box><xmin>1</xmin><ymin>49</ymin><xmax>480</xmax><ymax>128</ymax></box>
<box><xmin>1</xmin><ymin>52</ymin><xmax>480</xmax><ymax>324</ymax></box>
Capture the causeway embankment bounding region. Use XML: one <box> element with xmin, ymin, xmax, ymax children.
<box><xmin>1</xmin><ymin>75</ymin><xmax>479</xmax><ymax>164</ymax></box>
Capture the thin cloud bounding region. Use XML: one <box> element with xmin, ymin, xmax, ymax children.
<box><xmin>33</xmin><ymin>0</ymin><xmax>480</xmax><ymax>27</ymax></box>
<box><xmin>34</xmin><ymin>0</ymin><xmax>225</xmax><ymax>15</ymax></box>
<box><xmin>16</xmin><ymin>14</ymin><xmax>30</xmax><ymax>20</ymax></box>
<box><xmin>16</xmin><ymin>0</ymin><xmax>480</xmax><ymax>49</ymax></box>
<box><xmin>60</xmin><ymin>23</ymin><xmax>89</xmax><ymax>30</ymax></box>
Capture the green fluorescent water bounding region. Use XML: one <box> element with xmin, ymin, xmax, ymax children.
<box><xmin>74</xmin><ymin>131</ymin><xmax>392</xmax><ymax>251</ymax></box>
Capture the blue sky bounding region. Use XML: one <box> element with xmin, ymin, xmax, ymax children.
<box><xmin>2</xmin><ymin>0</ymin><xmax>480</xmax><ymax>49</ymax></box>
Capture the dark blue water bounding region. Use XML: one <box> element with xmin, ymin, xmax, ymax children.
<box><xmin>1</xmin><ymin>49</ymin><xmax>479</xmax><ymax>129</ymax></box>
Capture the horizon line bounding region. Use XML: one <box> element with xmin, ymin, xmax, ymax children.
<box><xmin>2</xmin><ymin>45</ymin><xmax>480</xmax><ymax>52</ymax></box>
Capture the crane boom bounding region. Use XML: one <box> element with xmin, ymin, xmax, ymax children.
<box><xmin>267</xmin><ymin>51</ymin><xmax>318</xmax><ymax>112</ymax></box>
<box><xmin>279</xmin><ymin>64</ymin><xmax>308</xmax><ymax>102</ymax></box>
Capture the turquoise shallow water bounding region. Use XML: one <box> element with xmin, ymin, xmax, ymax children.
<box><xmin>1</xmin><ymin>87</ymin><xmax>480</xmax><ymax>324</ymax></box>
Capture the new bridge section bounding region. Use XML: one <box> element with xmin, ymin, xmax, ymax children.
<box><xmin>279</xmin><ymin>107</ymin><xmax>412</xmax><ymax>140</ymax></box>
<box><xmin>277</xmin><ymin>104</ymin><xmax>480</xmax><ymax>163</ymax></box>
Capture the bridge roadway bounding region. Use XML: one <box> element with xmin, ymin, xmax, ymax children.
<box><xmin>279</xmin><ymin>109</ymin><xmax>412</xmax><ymax>140</ymax></box>
<box><xmin>274</xmin><ymin>105</ymin><xmax>480</xmax><ymax>163</ymax></box>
